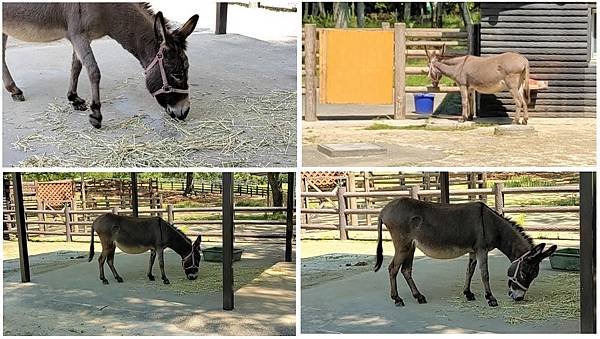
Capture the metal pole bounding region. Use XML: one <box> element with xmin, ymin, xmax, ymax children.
<box><xmin>131</xmin><ymin>172</ymin><xmax>139</xmax><ymax>217</ymax></box>
<box><xmin>579</xmin><ymin>172</ymin><xmax>596</xmax><ymax>333</ymax></box>
<box><xmin>439</xmin><ymin>172</ymin><xmax>450</xmax><ymax>203</ymax></box>
<box><xmin>285</xmin><ymin>172</ymin><xmax>295</xmax><ymax>262</ymax></box>
<box><xmin>13</xmin><ymin>172</ymin><xmax>31</xmax><ymax>283</ymax></box>
<box><xmin>222</xmin><ymin>172</ymin><xmax>234</xmax><ymax>310</ymax></box>
<box><xmin>215</xmin><ymin>3</ymin><xmax>228</xmax><ymax>35</ymax></box>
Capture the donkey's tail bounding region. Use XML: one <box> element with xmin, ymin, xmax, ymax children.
<box><xmin>374</xmin><ymin>216</ymin><xmax>384</xmax><ymax>272</ymax></box>
<box><xmin>523</xmin><ymin>61</ymin><xmax>530</xmax><ymax>104</ymax></box>
<box><xmin>88</xmin><ymin>225</ymin><xmax>95</xmax><ymax>262</ymax></box>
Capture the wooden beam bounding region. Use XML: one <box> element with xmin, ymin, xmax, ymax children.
<box><xmin>579</xmin><ymin>172</ymin><xmax>596</xmax><ymax>333</ymax></box>
<box><xmin>394</xmin><ymin>23</ymin><xmax>406</xmax><ymax>119</ymax></box>
<box><xmin>439</xmin><ymin>172</ymin><xmax>450</xmax><ymax>204</ymax></box>
<box><xmin>285</xmin><ymin>172</ymin><xmax>295</xmax><ymax>262</ymax></box>
<box><xmin>13</xmin><ymin>172</ymin><xmax>31</xmax><ymax>283</ymax></box>
<box><xmin>215</xmin><ymin>3</ymin><xmax>228</xmax><ymax>35</ymax></box>
<box><xmin>131</xmin><ymin>173</ymin><xmax>139</xmax><ymax>218</ymax></box>
<box><xmin>222</xmin><ymin>172</ymin><xmax>234</xmax><ymax>310</ymax></box>
<box><xmin>304</xmin><ymin>24</ymin><xmax>317</xmax><ymax>121</ymax></box>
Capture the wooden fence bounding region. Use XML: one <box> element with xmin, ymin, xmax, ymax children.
<box><xmin>3</xmin><ymin>205</ymin><xmax>292</xmax><ymax>242</ymax></box>
<box><xmin>301</xmin><ymin>183</ymin><xmax>579</xmax><ymax>240</ymax></box>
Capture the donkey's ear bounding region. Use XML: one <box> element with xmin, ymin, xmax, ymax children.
<box><xmin>175</xmin><ymin>14</ymin><xmax>199</xmax><ymax>40</ymax></box>
<box><xmin>193</xmin><ymin>234</ymin><xmax>202</xmax><ymax>248</ymax></box>
<box><xmin>154</xmin><ymin>11</ymin><xmax>169</xmax><ymax>43</ymax></box>
<box><xmin>526</xmin><ymin>243</ymin><xmax>546</xmax><ymax>260</ymax></box>
<box><xmin>540</xmin><ymin>244</ymin><xmax>557</xmax><ymax>259</ymax></box>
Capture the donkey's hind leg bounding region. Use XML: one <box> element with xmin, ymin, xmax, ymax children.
<box><xmin>462</xmin><ymin>252</ymin><xmax>477</xmax><ymax>301</ymax></box>
<box><xmin>67</xmin><ymin>49</ymin><xmax>88</xmax><ymax>111</ymax></box>
<box><xmin>98</xmin><ymin>250</ymin><xmax>109</xmax><ymax>285</ymax></box>
<box><xmin>2</xmin><ymin>34</ymin><xmax>25</xmax><ymax>101</ymax></box>
<box><xmin>147</xmin><ymin>249</ymin><xmax>157</xmax><ymax>281</ymax></box>
<box><xmin>106</xmin><ymin>245</ymin><xmax>124</xmax><ymax>283</ymax></box>
<box><xmin>388</xmin><ymin>254</ymin><xmax>404</xmax><ymax>306</ymax></box>
<box><xmin>400</xmin><ymin>242</ymin><xmax>427</xmax><ymax>304</ymax></box>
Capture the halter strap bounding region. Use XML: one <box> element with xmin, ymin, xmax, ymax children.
<box><xmin>182</xmin><ymin>241</ymin><xmax>200</xmax><ymax>270</ymax></box>
<box><xmin>508</xmin><ymin>251</ymin><xmax>530</xmax><ymax>291</ymax></box>
<box><xmin>144</xmin><ymin>43</ymin><xmax>189</xmax><ymax>97</ymax></box>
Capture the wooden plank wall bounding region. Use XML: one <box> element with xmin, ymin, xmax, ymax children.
<box><xmin>480</xmin><ymin>2</ymin><xmax>596</xmax><ymax>117</ymax></box>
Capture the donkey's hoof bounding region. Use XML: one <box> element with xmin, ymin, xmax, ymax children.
<box><xmin>522</xmin><ymin>119</ymin><xmax>528</xmax><ymax>125</ymax></box>
<box><xmin>393</xmin><ymin>297</ymin><xmax>405</xmax><ymax>307</ymax></box>
<box><xmin>89</xmin><ymin>115</ymin><xmax>102</xmax><ymax>129</ymax></box>
<box><xmin>464</xmin><ymin>291</ymin><xmax>476</xmax><ymax>301</ymax></box>
<box><xmin>148</xmin><ymin>274</ymin><xmax>155</xmax><ymax>281</ymax></box>
<box><xmin>116</xmin><ymin>277</ymin><xmax>124</xmax><ymax>283</ymax></box>
<box><xmin>415</xmin><ymin>294</ymin><xmax>427</xmax><ymax>304</ymax></box>
<box><xmin>12</xmin><ymin>93</ymin><xmax>25</xmax><ymax>102</ymax></box>
<box><xmin>162</xmin><ymin>279</ymin><xmax>170</xmax><ymax>285</ymax></box>
<box><xmin>101</xmin><ymin>279</ymin><xmax>109</xmax><ymax>285</ymax></box>
<box><xmin>488</xmin><ymin>299</ymin><xmax>498</xmax><ymax>307</ymax></box>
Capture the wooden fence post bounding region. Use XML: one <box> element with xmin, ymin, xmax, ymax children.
<box><xmin>347</xmin><ymin>174</ymin><xmax>358</xmax><ymax>227</ymax></box>
<box><xmin>304</xmin><ymin>24</ymin><xmax>318</xmax><ymax>121</ymax></box>
<box><xmin>410</xmin><ymin>185</ymin><xmax>420</xmax><ymax>200</ymax></box>
<box><xmin>64</xmin><ymin>206</ymin><xmax>72</xmax><ymax>242</ymax></box>
<box><xmin>215</xmin><ymin>2</ymin><xmax>228</xmax><ymax>35</ymax></box>
<box><xmin>394</xmin><ymin>23</ymin><xmax>406</xmax><ymax>119</ymax></box>
<box><xmin>167</xmin><ymin>204</ymin><xmax>174</xmax><ymax>224</ymax></box>
<box><xmin>494</xmin><ymin>182</ymin><xmax>504</xmax><ymax>215</ymax></box>
<box><xmin>112</xmin><ymin>206</ymin><xmax>119</xmax><ymax>215</ymax></box>
<box><xmin>285</xmin><ymin>172</ymin><xmax>295</xmax><ymax>262</ymax></box>
<box><xmin>364</xmin><ymin>172</ymin><xmax>372</xmax><ymax>226</ymax></box>
<box><xmin>337</xmin><ymin>186</ymin><xmax>348</xmax><ymax>240</ymax></box>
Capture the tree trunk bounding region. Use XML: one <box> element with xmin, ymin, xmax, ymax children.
<box><xmin>435</xmin><ymin>2</ymin><xmax>443</xmax><ymax>28</ymax></box>
<box><xmin>356</xmin><ymin>2</ymin><xmax>365</xmax><ymax>28</ymax></box>
<box><xmin>314</xmin><ymin>2</ymin><xmax>325</xmax><ymax>16</ymax></box>
<box><xmin>460</xmin><ymin>2</ymin><xmax>473</xmax><ymax>28</ymax></box>
<box><xmin>303</xmin><ymin>2</ymin><xmax>309</xmax><ymax>19</ymax></box>
<box><xmin>403</xmin><ymin>3</ymin><xmax>411</xmax><ymax>23</ymax></box>
<box><xmin>334</xmin><ymin>2</ymin><xmax>349</xmax><ymax>28</ymax></box>
<box><xmin>267</xmin><ymin>173</ymin><xmax>283</xmax><ymax>208</ymax></box>
<box><xmin>183</xmin><ymin>172</ymin><xmax>194</xmax><ymax>196</ymax></box>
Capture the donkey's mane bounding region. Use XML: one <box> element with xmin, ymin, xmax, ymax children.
<box><xmin>165</xmin><ymin>221</ymin><xmax>192</xmax><ymax>245</ymax></box>
<box><xmin>487</xmin><ymin>207</ymin><xmax>534</xmax><ymax>246</ymax></box>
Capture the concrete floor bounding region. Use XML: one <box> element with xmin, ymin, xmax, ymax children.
<box><xmin>301</xmin><ymin>246</ymin><xmax>580</xmax><ymax>334</ymax></box>
<box><xmin>3</xmin><ymin>241</ymin><xmax>296</xmax><ymax>336</ymax></box>
<box><xmin>3</xmin><ymin>32</ymin><xmax>296</xmax><ymax>167</ymax></box>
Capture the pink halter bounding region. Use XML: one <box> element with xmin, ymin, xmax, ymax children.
<box><xmin>144</xmin><ymin>43</ymin><xmax>189</xmax><ymax>97</ymax></box>
<box><xmin>508</xmin><ymin>251</ymin><xmax>530</xmax><ymax>291</ymax></box>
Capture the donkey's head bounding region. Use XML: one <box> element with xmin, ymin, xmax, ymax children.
<box><xmin>424</xmin><ymin>44</ymin><xmax>446</xmax><ymax>87</ymax></box>
<box><xmin>146</xmin><ymin>12</ymin><xmax>199</xmax><ymax>120</ymax></box>
<box><xmin>507</xmin><ymin>243</ymin><xmax>557</xmax><ymax>301</ymax></box>
<box><xmin>182</xmin><ymin>235</ymin><xmax>202</xmax><ymax>280</ymax></box>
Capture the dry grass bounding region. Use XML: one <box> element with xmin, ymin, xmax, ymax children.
<box><xmin>13</xmin><ymin>90</ymin><xmax>296</xmax><ymax>167</ymax></box>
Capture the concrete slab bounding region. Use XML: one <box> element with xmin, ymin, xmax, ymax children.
<box><xmin>3</xmin><ymin>32</ymin><xmax>296</xmax><ymax>167</ymax></box>
<box><xmin>317</xmin><ymin>143</ymin><xmax>386</xmax><ymax>158</ymax></box>
<box><xmin>426</xmin><ymin>119</ymin><xmax>475</xmax><ymax>131</ymax></box>
<box><xmin>3</xmin><ymin>240</ymin><xmax>296</xmax><ymax>336</ymax></box>
<box><xmin>494</xmin><ymin>125</ymin><xmax>537</xmax><ymax>136</ymax></box>
<box><xmin>301</xmin><ymin>250</ymin><xmax>579</xmax><ymax>334</ymax></box>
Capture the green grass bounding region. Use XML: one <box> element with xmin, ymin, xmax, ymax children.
<box><xmin>177</xmin><ymin>213</ymin><xmax>285</xmax><ymax>222</ymax></box>
<box><xmin>236</xmin><ymin>198</ymin><xmax>266</xmax><ymax>207</ymax></box>
<box><xmin>365</xmin><ymin>123</ymin><xmax>425</xmax><ymax>131</ymax></box>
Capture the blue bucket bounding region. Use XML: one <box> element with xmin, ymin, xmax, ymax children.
<box><xmin>414</xmin><ymin>93</ymin><xmax>435</xmax><ymax>114</ymax></box>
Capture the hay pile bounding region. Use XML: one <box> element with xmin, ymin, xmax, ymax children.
<box><xmin>13</xmin><ymin>89</ymin><xmax>296</xmax><ymax>167</ymax></box>
<box><xmin>444</xmin><ymin>272</ymin><xmax>579</xmax><ymax>324</ymax></box>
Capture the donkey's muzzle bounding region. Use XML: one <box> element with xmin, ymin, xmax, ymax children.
<box><xmin>167</xmin><ymin>98</ymin><xmax>190</xmax><ymax>120</ymax></box>
<box><xmin>187</xmin><ymin>273</ymin><xmax>198</xmax><ymax>280</ymax></box>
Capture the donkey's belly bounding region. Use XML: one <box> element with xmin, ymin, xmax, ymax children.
<box><xmin>3</xmin><ymin>22</ymin><xmax>66</xmax><ymax>42</ymax></box>
<box><xmin>115</xmin><ymin>241</ymin><xmax>152</xmax><ymax>254</ymax></box>
<box><xmin>415</xmin><ymin>241</ymin><xmax>469</xmax><ymax>259</ymax></box>
<box><xmin>473</xmin><ymin>82</ymin><xmax>507</xmax><ymax>94</ymax></box>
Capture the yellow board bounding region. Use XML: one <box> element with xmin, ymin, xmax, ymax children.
<box><xmin>320</xmin><ymin>29</ymin><xmax>394</xmax><ymax>104</ymax></box>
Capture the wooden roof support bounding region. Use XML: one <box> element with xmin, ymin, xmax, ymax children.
<box><xmin>13</xmin><ymin>172</ymin><xmax>31</xmax><ymax>283</ymax></box>
<box><xmin>222</xmin><ymin>172</ymin><xmax>234</xmax><ymax>310</ymax></box>
<box><xmin>579</xmin><ymin>172</ymin><xmax>596</xmax><ymax>333</ymax></box>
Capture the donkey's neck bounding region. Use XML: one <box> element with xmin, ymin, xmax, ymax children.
<box><xmin>164</xmin><ymin>225</ymin><xmax>192</xmax><ymax>258</ymax></box>
<box><xmin>433</xmin><ymin>57</ymin><xmax>468</xmax><ymax>82</ymax></box>
<box><xmin>496</xmin><ymin>222</ymin><xmax>533</xmax><ymax>261</ymax></box>
<box><xmin>106</xmin><ymin>6</ymin><xmax>160</xmax><ymax>69</ymax></box>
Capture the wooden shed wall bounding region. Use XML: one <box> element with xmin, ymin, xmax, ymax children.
<box><xmin>479</xmin><ymin>2</ymin><xmax>596</xmax><ymax>117</ymax></box>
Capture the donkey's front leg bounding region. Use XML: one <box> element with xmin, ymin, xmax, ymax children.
<box><xmin>2</xmin><ymin>34</ymin><xmax>25</xmax><ymax>101</ymax></box>
<box><xmin>462</xmin><ymin>252</ymin><xmax>477</xmax><ymax>301</ymax></box>
<box><xmin>459</xmin><ymin>86</ymin><xmax>469</xmax><ymax>122</ymax></box>
<box><xmin>157</xmin><ymin>247</ymin><xmax>170</xmax><ymax>284</ymax></box>
<box><xmin>476</xmin><ymin>250</ymin><xmax>498</xmax><ymax>306</ymax></box>
<box><xmin>67</xmin><ymin>49</ymin><xmax>88</xmax><ymax>111</ymax></box>
<box><xmin>147</xmin><ymin>249</ymin><xmax>157</xmax><ymax>281</ymax></box>
<box><xmin>68</xmin><ymin>34</ymin><xmax>102</xmax><ymax>128</ymax></box>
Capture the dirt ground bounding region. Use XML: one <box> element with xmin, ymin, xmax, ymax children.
<box><xmin>301</xmin><ymin>239</ymin><xmax>580</xmax><ymax>334</ymax></box>
<box><xmin>3</xmin><ymin>32</ymin><xmax>296</xmax><ymax>167</ymax></box>
<box><xmin>3</xmin><ymin>239</ymin><xmax>296</xmax><ymax>336</ymax></box>
<box><xmin>302</xmin><ymin>117</ymin><xmax>596</xmax><ymax>167</ymax></box>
